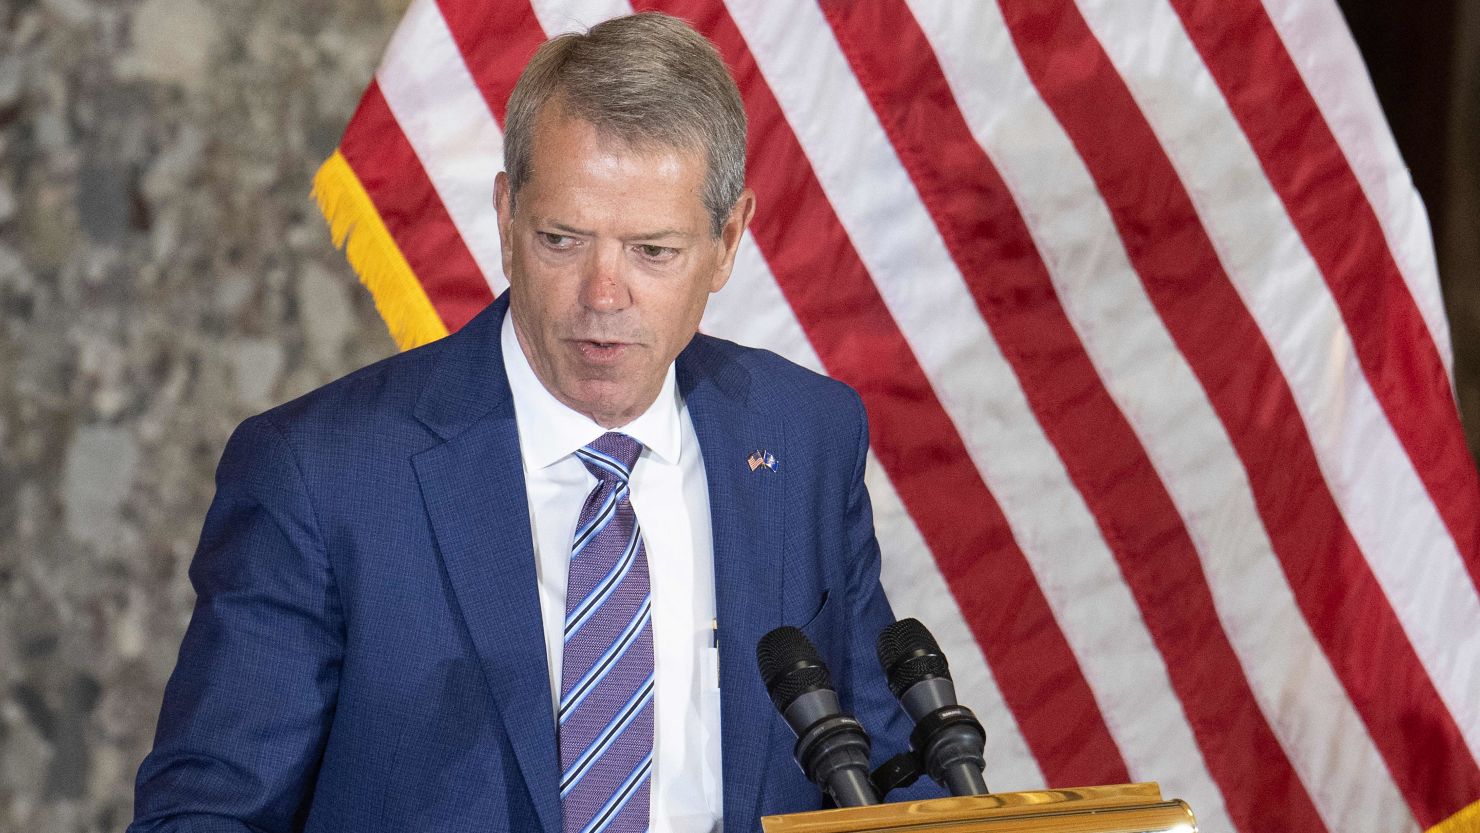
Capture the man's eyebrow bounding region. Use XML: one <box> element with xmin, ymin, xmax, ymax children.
<box><xmin>626</xmin><ymin>229</ymin><xmax>692</xmax><ymax>242</ymax></box>
<box><xmin>546</xmin><ymin>221</ymin><xmax>595</xmax><ymax>236</ymax></box>
<box><xmin>540</xmin><ymin>221</ymin><xmax>694</xmax><ymax>242</ymax></box>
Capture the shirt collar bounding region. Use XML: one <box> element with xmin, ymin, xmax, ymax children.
<box><xmin>501</xmin><ymin>311</ymin><xmax>682</xmax><ymax>470</ymax></box>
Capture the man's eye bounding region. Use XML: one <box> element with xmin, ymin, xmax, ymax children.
<box><xmin>538</xmin><ymin>232</ymin><xmax>574</xmax><ymax>249</ymax></box>
<box><xmin>635</xmin><ymin>244</ymin><xmax>678</xmax><ymax>261</ymax></box>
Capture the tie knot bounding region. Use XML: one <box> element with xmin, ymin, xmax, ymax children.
<box><xmin>577</xmin><ymin>432</ymin><xmax>643</xmax><ymax>483</ymax></box>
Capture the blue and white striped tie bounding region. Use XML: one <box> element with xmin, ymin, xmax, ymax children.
<box><xmin>558</xmin><ymin>432</ymin><xmax>654</xmax><ymax>833</ymax></box>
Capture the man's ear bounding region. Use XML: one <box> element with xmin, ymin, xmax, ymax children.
<box><xmin>494</xmin><ymin>171</ymin><xmax>515</xmax><ymax>279</ymax></box>
<box><xmin>710</xmin><ymin>187</ymin><xmax>757</xmax><ymax>293</ymax></box>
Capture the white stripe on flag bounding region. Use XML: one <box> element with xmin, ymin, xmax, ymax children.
<box><xmin>909</xmin><ymin>2</ymin><xmax>1418</xmax><ymax>828</ymax></box>
<box><xmin>1074</xmin><ymin>0</ymin><xmax>1480</xmax><ymax>764</ymax></box>
<box><xmin>528</xmin><ymin>0</ymin><xmax>629</xmax><ymax>34</ymax></box>
<box><xmin>701</xmin><ymin>236</ymin><xmax>1048</xmax><ymax>792</ymax></box>
<box><xmin>376</xmin><ymin>0</ymin><xmax>508</xmax><ymax>294</ymax></box>
<box><xmin>721</xmin><ymin>1</ymin><xmax>1233</xmax><ymax>825</ymax></box>
<box><xmin>1258</xmin><ymin>0</ymin><xmax>1452</xmax><ymax>372</ymax></box>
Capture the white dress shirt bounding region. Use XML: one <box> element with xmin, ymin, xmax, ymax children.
<box><xmin>502</xmin><ymin>315</ymin><xmax>724</xmax><ymax>832</ymax></box>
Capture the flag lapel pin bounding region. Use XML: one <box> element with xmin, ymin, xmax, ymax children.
<box><xmin>747</xmin><ymin>450</ymin><xmax>778</xmax><ymax>472</ymax></box>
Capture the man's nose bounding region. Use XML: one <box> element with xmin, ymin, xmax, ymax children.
<box><xmin>578</xmin><ymin>242</ymin><xmax>633</xmax><ymax>312</ymax></box>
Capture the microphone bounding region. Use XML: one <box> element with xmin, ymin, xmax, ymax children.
<box><xmin>756</xmin><ymin>626</ymin><xmax>880</xmax><ymax>807</ymax></box>
<box><xmin>876</xmin><ymin>618</ymin><xmax>989</xmax><ymax>796</ymax></box>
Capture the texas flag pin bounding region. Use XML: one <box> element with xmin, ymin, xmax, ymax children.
<box><xmin>747</xmin><ymin>449</ymin><xmax>778</xmax><ymax>472</ymax></box>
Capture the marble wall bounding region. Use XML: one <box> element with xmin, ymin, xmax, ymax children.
<box><xmin>0</xmin><ymin>0</ymin><xmax>407</xmax><ymax>828</ymax></box>
<box><xmin>0</xmin><ymin>1</ymin><xmax>1476</xmax><ymax>831</ymax></box>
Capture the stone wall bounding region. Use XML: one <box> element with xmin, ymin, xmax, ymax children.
<box><xmin>0</xmin><ymin>0</ymin><xmax>406</xmax><ymax>828</ymax></box>
<box><xmin>0</xmin><ymin>1</ymin><xmax>1476</xmax><ymax>831</ymax></box>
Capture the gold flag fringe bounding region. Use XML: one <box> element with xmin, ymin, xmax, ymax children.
<box><xmin>311</xmin><ymin>150</ymin><xmax>450</xmax><ymax>351</ymax></box>
<box><xmin>1431</xmin><ymin>799</ymin><xmax>1480</xmax><ymax>833</ymax></box>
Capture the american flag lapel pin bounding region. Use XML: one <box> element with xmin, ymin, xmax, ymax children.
<box><xmin>747</xmin><ymin>449</ymin><xmax>778</xmax><ymax>472</ymax></box>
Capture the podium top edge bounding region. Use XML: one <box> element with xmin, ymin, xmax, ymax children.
<box><xmin>761</xmin><ymin>783</ymin><xmax>1177</xmax><ymax>832</ymax></box>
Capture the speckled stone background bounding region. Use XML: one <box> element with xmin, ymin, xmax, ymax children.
<box><xmin>0</xmin><ymin>0</ymin><xmax>406</xmax><ymax>828</ymax></box>
<box><xmin>0</xmin><ymin>0</ymin><xmax>1475</xmax><ymax>830</ymax></box>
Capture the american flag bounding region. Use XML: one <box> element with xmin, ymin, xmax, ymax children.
<box><xmin>311</xmin><ymin>2</ymin><xmax>1480</xmax><ymax>831</ymax></box>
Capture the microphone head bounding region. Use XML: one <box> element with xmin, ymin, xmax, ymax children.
<box><xmin>757</xmin><ymin>626</ymin><xmax>833</xmax><ymax>711</ymax></box>
<box><xmin>876</xmin><ymin>618</ymin><xmax>951</xmax><ymax>699</ymax></box>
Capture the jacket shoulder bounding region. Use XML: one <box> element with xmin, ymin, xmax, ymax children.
<box><xmin>689</xmin><ymin>334</ymin><xmax>865</xmax><ymax>430</ymax></box>
<box><xmin>256</xmin><ymin>336</ymin><xmax>448</xmax><ymax>436</ymax></box>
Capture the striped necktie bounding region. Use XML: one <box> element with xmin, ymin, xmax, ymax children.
<box><xmin>559</xmin><ymin>432</ymin><xmax>654</xmax><ymax>833</ymax></box>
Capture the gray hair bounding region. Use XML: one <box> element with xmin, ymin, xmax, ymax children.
<box><xmin>502</xmin><ymin>12</ymin><xmax>748</xmax><ymax>236</ymax></box>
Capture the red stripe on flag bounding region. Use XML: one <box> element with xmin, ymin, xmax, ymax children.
<box><xmin>638</xmin><ymin>0</ymin><xmax>1130</xmax><ymax>787</ymax></box>
<box><xmin>1169</xmin><ymin>0</ymin><xmax>1480</xmax><ymax>595</ymax></box>
<box><xmin>434</xmin><ymin>0</ymin><xmax>545</xmax><ymax>126</ymax></box>
<box><xmin>820</xmin><ymin>4</ymin><xmax>1325</xmax><ymax>830</ymax></box>
<box><xmin>340</xmin><ymin>82</ymin><xmax>493</xmax><ymax>332</ymax></box>
<box><xmin>998</xmin><ymin>1</ymin><xmax>1480</xmax><ymax>826</ymax></box>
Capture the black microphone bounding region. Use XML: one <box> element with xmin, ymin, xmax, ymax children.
<box><xmin>876</xmin><ymin>618</ymin><xmax>989</xmax><ymax>796</ymax></box>
<box><xmin>756</xmin><ymin>626</ymin><xmax>880</xmax><ymax>807</ymax></box>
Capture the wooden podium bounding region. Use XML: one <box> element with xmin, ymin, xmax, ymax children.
<box><xmin>760</xmin><ymin>783</ymin><xmax>1197</xmax><ymax>833</ymax></box>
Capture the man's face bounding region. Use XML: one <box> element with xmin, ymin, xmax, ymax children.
<box><xmin>495</xmin><ymin>104</ymin><xmax>755</xmax><ymax>428</ymax></box>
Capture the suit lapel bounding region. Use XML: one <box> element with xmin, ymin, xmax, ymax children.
<box><xmin>679</xmin><ymin>338</ymin><xmax>784</xmax><ymax>833</ymax></box>
<box><xmin>411</xmin><ymin>297</ymin><xmax>562</xmax><ymax>833</ymax></box>
<box><xmin>410</xmin><ymin>311</ymin><xmax>786</xmax><ymax>831</ymax></box>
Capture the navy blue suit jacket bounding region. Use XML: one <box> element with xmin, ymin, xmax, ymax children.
<box><xmin>131</xmin><ymin>295</ymin><xmax>939</xmax><ymax>832</ymax></box>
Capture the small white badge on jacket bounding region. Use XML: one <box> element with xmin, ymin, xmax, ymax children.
<box><xmin>747</xmin><ymin>450</ymin><xmax>778</xmax><ymax>472</ymax></box>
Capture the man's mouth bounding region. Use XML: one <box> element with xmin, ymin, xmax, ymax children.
<box><xmin>574</xmin><ymin>339</ymin><xmax>633</xmax><ymax>362</ymax></box>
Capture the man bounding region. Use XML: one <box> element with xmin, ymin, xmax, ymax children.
<box><xmin>131</xmin><ymin>13</ymin><xmax>936</xmax><ymax>832</ymax></box>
